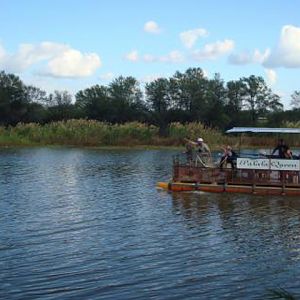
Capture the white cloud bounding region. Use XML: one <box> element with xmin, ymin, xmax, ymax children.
<box><xmin>126</xmin><ymin>50</ymin><xmax>185</xmax><ymax>64</ymax></box>
<box><xmin>253</xmin><ymin>49</ymin><xmax>270</xmax><ymax>64</ymax></box>
<box><xmin>99</xmin><ymin>72</ymin><xmax>115</xmax><ymax>81</ymax></box>
<box><xmin>228</xmin><ymin>49</ymin><xmax>270</xmax><ymax>65</ymax></box>
<box><xmin>263</xmin><ymin>25</ymin><xmax>300</xmax><ymax>68</ymax></box>
<box><xmin>46</xmin><ymin>49</ymin><xmax>101</xmax><ymax>78</ymax></box>
<box><xmin>265</xmin><ymin>68</ymin><xmax>277</xmax><ymax>85</ymax></box>
<box><xmin>144</xmin><ymin>21</ymin><xmax>161</xmax><ymax>34</ymax></box>
<box><xmin>159</xmin><ymin>50</ymin><xmax>185</xmax><ymax>63</ymax></box>
<box><xmin>192</xmin><ymin>39</ymin><xmax>235</xmax><ymax>61</ymax></box>
<box><xmin>0</xmin><ymin>42</ymin><xmax>66</xmax><ymax>72</ymax></box>
<box><xmin>180</xmin><ymin>28</ymin><xmax>208</xmax><ymax>49</ymax></box>
<box><xmin>125</xmin><ymin>50</ymin><xmax>139</xmax><ymax>62</ymax></box>
<box><xmin>0</xmin><ymin>42</ymin><xmax>101</xmax><ymax>77</ymax></box>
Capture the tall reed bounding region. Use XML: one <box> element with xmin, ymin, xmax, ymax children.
<box><xmin>1</xmin><ymin>120</ymin><xmax>160</xmax><ymax>147</ymax></box>
<box><xmin>2</xmin><ymin>119</ymin><xmax>294</xmax><ymax>148</ymax></box>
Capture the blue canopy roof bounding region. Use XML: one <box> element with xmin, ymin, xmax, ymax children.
<box><xmin>226</xmin><ymin>127</ymin><xmax>300</xmax><ymax>134</ymax></box>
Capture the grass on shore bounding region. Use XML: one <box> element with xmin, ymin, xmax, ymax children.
<box><xmin>0</xmin><ymin>120</ymin><xmax>232</xmax><ymax>148</ymax></box>
<box><xmin>0</xmin><ymin>119</ymin><xmax>299</xmax><ymax>149</ymax></box>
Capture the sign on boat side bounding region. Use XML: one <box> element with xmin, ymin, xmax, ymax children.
<box><xmin>237</xmin><ymin>158</ymin><xmax>300</xmax><ymax>171</ymax></box>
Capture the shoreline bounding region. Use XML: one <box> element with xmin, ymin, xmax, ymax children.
<box><xmin>0</xmin><ymin>142</ymin><xmax>272</xmax><ymax>151</ymax></box>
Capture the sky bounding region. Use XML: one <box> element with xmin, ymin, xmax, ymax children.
<box><xmin>0</xmin><ymin>0</ymin><xmax>299</xmax><ymax>108</ymax></box>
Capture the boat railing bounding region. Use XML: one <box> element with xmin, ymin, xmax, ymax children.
<box><xmin>173</xmin><ymin>152</ymin><xmax>219</xmax><ymax>168</ymax></box>
<box><xmin>173</xmin><ymin>150</ymin><xmax>300</xmax><ymax>187</ymax></box>
<box><xmin>173</xmin><ymin>163</ymin><xmax>300</xmax><ymax>187</ymax></box>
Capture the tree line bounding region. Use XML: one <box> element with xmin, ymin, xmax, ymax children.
<box><xmin>1</xmin><ymin>68</ymin><xmax>300</xmax><ymax>134</ymax></box>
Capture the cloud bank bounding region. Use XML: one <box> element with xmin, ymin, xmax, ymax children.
<box><xmin>192</xmin><ymin>39</ymin><xmax>235</xmax><ymax>61</ymax></box>
<box><xmin>0</xmin><ymin>42</ymin><xmax>101</xmax><ymax>78</ymax></box>
<box><xmin>229</xmin><ymin>25</ymin><xmax>300</xmax><ymax>70</ymax></box>
<box><xmin>228</xmin><ymin>49</ymin><xmax>270</xmax><ymax>65</ymax></box>
<box><xmin>180</xmin><ymin>28</ymin><xmax>208</xmax><ymax>48</ymax></box>
<box><xmin>263</xmin><ymin>25</ymin><xmax>300</xmax><ymax>68</ymax></box>
<box><xmin>125</xmin><ymin>39</ymin><xmax>234</xmax><ymax>64</ymax></box>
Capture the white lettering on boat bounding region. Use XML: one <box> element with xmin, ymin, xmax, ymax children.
<box><xmin>237</xmin><ymin>158</ymin><xmax>300</xmax><ymax>171</ymax></box>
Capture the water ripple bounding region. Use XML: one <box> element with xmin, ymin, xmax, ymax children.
<box><xmin>1</xmin><ymin>148</ymin><xmax>300</xmax><ymax>299</ymax></box>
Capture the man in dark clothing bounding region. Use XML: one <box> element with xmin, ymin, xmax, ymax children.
<box><xmin>220</xmin><ymin>145</ymin><xmax>237</xmax><ymax>169</ymax></box>
<box><xmin>272</xmin><ymin>139</ymin><xmax>289</xmax><ymax>158</ymax></box>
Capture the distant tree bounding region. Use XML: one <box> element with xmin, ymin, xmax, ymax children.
<box><xmin>108</xmin><ymin>76</ymin><xmax>146</xmax><ymax>123</ymax></box>
<box><xmin>0</xmin><ymin>69</ymin><xmax>288</xmax><ymax>130</ymax></box>
<box><xmin>75</xmin><ymin>85</ymin><xmax>111</xmax><ymax>120</ymax></box>
<box><xmin>290</xmin><ymin>91</ymin><xmax>300</xmax><ymax>109</ymax></box>
<box><xmin>24</xmin><ymin>85</ymin><xmax>47</xmax><ymax>104</ymax></box>
<box><xmin>225</xmin><ymin>80</ymin><xmax>246</xmax><ymax>127</ymax></box>
<box><xmin>267</xmin><ymin>93</ymin><xmax>283</xmax><ymax>113</ymax></box>
<box><xmin>145</xmin><ymin>78</ymin><xmax>171</xmax><ymax>135</ymax></box>
<box><xmin>0</xmin><ymin>71</ymin><xmax>28</xmax><ymax>125</ymax></box>
<box><xmin>204</xmin><ymin>73</ymin><xmax>229</xmax><ymax>128</ymax></box>
<box><xmin>46</xmin><ymin>90</ymin><xmax>75</xmax><ymax>121</ymax></box>
<box><xmin>48</xmin><ymin>90</ymin><xmax>72</xmax><ymax>106</ymax></box>
<box><xmin>169</xmin><ymin>68</ymin><xmax>207</xmax><ymax>122</ymax></box>
<box><xmin>23</xmin><ymin>102</ymin><xmax>48</xmax><ymax>123</ymax></box>
<box><xmin>240</xmin><ymin>75</ymin><xmax>283</xmax><ymax>125</ymax></box>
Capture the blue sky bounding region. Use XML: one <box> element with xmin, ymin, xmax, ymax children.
<box><xmin>0</xmin><ymin>0</ymin><xmax>299</xmax><ymax>108</ymax></box>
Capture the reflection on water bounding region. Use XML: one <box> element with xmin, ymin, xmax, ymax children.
<box><xmin>0</xmin><ymin>147</ymin><xmax>300</xmax><ymax>299</ymax></box>
<box><xmin>171</xmin><ymin>192</ymin><xmax>300</xmax><ymax>298</ymax></box>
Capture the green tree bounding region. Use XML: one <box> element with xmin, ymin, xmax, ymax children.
<box><xmin>46</xmin><ymin>90</ymin><xmax>75</xmax><ymax>121</ymax></box>
<box><xmin>205</xmin><ymin>73</ymin><xmax>228</xmax><ymax>128</ymax></box>
<box><xmin>240</xmin><ymin>75</ymin><xmax>282</xmax><ymax>125</ymax></box>
<box><xmin>169</xmin><ymin>68</ymin><xmax>207</xmax><ymax>122</ymax></box>
<box><xmin>108</xmin><ymin>76</ymin><xmax>145</xmax><ymax>123</ymax></box>
<box><xmin>225</xmin><ymin>79</ymin><xmax>246</xmax><ymax>127</ymax></box>
<box><xmin>0</xmin><ymin>71</ymin><xmax>28</xmax><ymax>125</ymax></box>
<box><xmin>145</xmin><ymin>78</ymin><xmax>171</xmax><ymax>135</ymax></box>
<box><xmin>75</xmin><ymin>85</ymin><xmax>111</xmax><ymax>120</ymax></box>
<box><xmin>24</xmin><ymin>85</ymin><xmax>47</xmax><ymax>104</ymax></box>
<box><xmin>290</xmin><ymin>91</ymin><xmax>300</xmax><ymax>109</ymax></box>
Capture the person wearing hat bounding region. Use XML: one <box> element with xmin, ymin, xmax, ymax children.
<box><xmin>195</xmin><ymin>137</ymin><xmax>211</xmax><ymax>166</ymax></box>
<box><xmin>196</xmin><ymin>137</ymin><xmax>210</xmax><ymax>154</ymax></box>
<box><xmin>184</xmin><ymin>137</ymin><xmax>211</xmax><ymax>166</ymax></box>
<box><xmin>184</xmin><ymin>137</ymin><xmax>211</xmax><ymax>154</ymax></box>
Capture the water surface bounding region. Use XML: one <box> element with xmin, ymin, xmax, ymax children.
<box><xmin>1</xmin><ymin>147</ymin><xmax>300</xmax><ymax>299</ymax></box>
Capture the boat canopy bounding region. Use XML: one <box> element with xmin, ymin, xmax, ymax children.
<box><xmin>226</xmin><ymin>127</ymin><xmax>300</xmax><ymax>134</ymax></box>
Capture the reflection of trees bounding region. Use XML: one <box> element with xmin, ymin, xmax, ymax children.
<box><xmin>171</xmin><ymin>192</ymin><xmax>300</xmax><ymax>265</ymax></box>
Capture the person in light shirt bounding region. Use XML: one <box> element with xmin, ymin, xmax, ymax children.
<box><xmin>184</xmin><ymin>137</ymin><xmax>211</xmax><ymax>166</ymax></box>
<box><xmin>195</xmin><ymin>137</ymin><xmax>210</xmax><ymax>154</ymax></box>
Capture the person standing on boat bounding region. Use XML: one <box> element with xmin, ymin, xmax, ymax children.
<box><xmin>195</xmin><ymin>137</ymin><xmax>211</xmax><ymax>154</ymax></box>
<box><xmin>183</xmin><ymin>141</ymin><xmax>194</xmax><ymax>164</ymax></box>
<box><xmin>195</xmin><ymin>137</ymin><xmax>212</xmax><ymax>166</ymax></box>
<box><xmin>184</xmin><ymin>137</ymin><xmax>211</xmax><ymax>166</ymax></box>
<box><xmin>285</xmin><ymin>148</ymin><xmax>293</xmax><ymax>159</ymax></box>
<box><xmin>184</xmin><ymin>137</ymin><xmax>211</xmax><ymax>154</ymax></box>
<box><xmin>272</xmin><ymin>139</ymin><xmax>289</xmax><ymax>158</ymax></box>
<box><xmin>220</xmin><ymin>145</ymin><xmax>237</xmax><ymax>169</ymax></box>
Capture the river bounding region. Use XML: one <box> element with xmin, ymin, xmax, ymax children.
<box><xmin>1</xmin><ymin>147</ymin><xmax>300</xmax><ymax>299</ymax></box>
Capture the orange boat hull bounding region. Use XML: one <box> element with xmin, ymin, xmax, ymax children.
<box><xmin>157</xmin><ymin>181</ymin><xmax>300</xmax><ymax>196</ymax></box>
